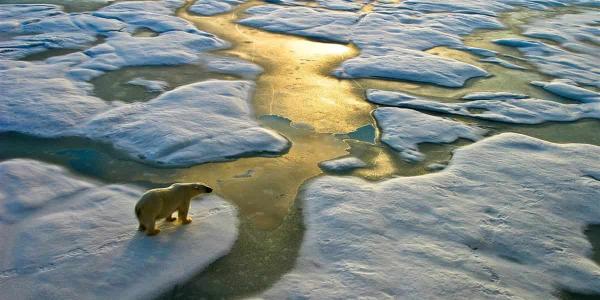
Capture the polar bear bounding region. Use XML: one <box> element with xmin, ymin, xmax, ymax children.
<box><xmin>135</xmin><ymin>183</ymin><xmax>213</xmax><ymax>236</ymax></box>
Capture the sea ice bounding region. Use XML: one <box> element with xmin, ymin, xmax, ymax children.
<box><xmin>189</xmin><ymin>0</ymin><xmax>245</xmax><ymax>16</ymax></box>
<box><xmin>367</xmin><ymin>89</ymin><xmax>600</xmax><ymax>124</ymax></box>
<box><xmin>531</xmin><ymin>79</ymin><xmax>600</xmax><ymax>103</ymax></box>
<box><xmin>334</xmin><ymin>49</ymin><xmax>488</xmax><ymax>87</ymax></box>
<box><xmin>239</xmin><ymin>3</ymin><xmax>500</xmax><ymax>86</ymax></box>
<box><xmin>461</xmin><ymin>91</ymin><xmax>529</xmax><ymax>100</ymax></box>
<box><xmin>319</xmin><ymin>157</ymin><xmax>367</xmax><ymax>173</ymax></box>
<box><xmin>0</xmin><ymin>60</ymin><xmax>289</xmax><ymax>166</ymax></box>
<box><xmin>82</xmin><ymin>80</ymin><xmax>291</xmax><ymax>166</ymax></box>
<box><xmin>0</xmin><ymin>2</ymin><xmax>280</xmax><ymax>166</ymax></box>
<box><xmin>493</xmin><ymin>36</ymin><xmax>599</xmax><ymax>88</ymax></box>
<box><xmin>262</xmin><ymin>133</ymin><xmax>600</xmax><ymax>299</ymax></box>
<box><xmin>374</xmin><ymin>107</ymin><xmax>486</xmax><ymax>161</ymax></box>
<box><xmin>238</xmin><ymin>5</ymin><xmax>359</xmax><ymax>43</ymax></box>
<box><xmin>127</xmin><ymin>77</ymin><xmax>170</xmax><ymax>92</ymax></box>
<box><xmin>0</xmin><ymin>159</ymin><xmax>239</xmax><ymax>300</ymax></box>
<box><xmin>480</xmin><ymin>57</ymin><xmax>527</xmax><ymax>70</ymax></box>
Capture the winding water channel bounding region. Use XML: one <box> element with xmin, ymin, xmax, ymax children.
<box><xmin>1</xmin><ymin>0</ymin><xmax>599</xmax><ymax>298</ymax></box>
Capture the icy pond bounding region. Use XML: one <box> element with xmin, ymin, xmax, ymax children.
<box><xmin>1</xmin><ymin>0</ymin><xmax>599</xmax><ymax>299</ymax></box>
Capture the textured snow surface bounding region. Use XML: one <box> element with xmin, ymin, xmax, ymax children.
<box><xmin>239</xmin><ymin>5</ymin><xmax>359</xmax><ymax>43</ymax></box>
<box><xmin>0</xmin><ymin>62</ymin><xmax>289</xmax><ymax>165</ymax></box>
<box><xmin>374</xmin><ymin>108</ymin><xmax>487</xmax><ymax>161</ymax></box>
<box><xmin>240</xmin><ymin>3</ymin><xmax>497</xmax><ymax>86</ymax></box>
<box><xmin>83</xmin><ymin>80</ymin><xmax>291</xmax><ymax>166</ymax></box>
<box><xmin>0</xmin><ymin>2</ymin><xmax>227</xmax><ymax>61</ymax></box>
<box><xmin>494</xmin><ymin>9</ymin><xmax>600</xmax><ymax>89</ymax></box>
<box><xmin>319</xmin><ymin>157</ymin><xmax>367</xmax><ymax>173</ymax></box>
<box><xmin>262</xmin><ymin>133</ymin><xmax>600</xmax><ymax>299</ymax></box>
<box><xmin>189</xmin><ymin>0</ymin><xmax>245</xmax><ymax>16</ymax></box>
<box><xmin>0</xmin><ymin>1</ymin><xmax>283</xmax><ymax>166</ymax></box>
<box><xmin>367</xmin><ymin>89</ymin><xmax>600</xmax><ymax>124</ymax></box>
<box><xmin>462</xmin><ymin>92</ymin><xmax>529</xmax><ymax>101</ymax></box>
<box><xmin>0</xmin><ymin>159</ymin><xmax>239</xmax><ymax>300</ymax></box>
<box><xmin>334</xmin><ymin>48</ymin><xmax>488</xmax><ymax>87</ymax></box>
<box><xmin>531</xmin><ymin>79</ymin><xmax>600</xmax><ymax>103</ymax></box>
<box><xmin>127</xmin><ymin>77</ymin><xmax>169</xmax><ymax>92</ymax></box>
<box><xmin>239</xmin><ymin>0</ymin><xmax>599</xmax><ymax>88</ymax></box>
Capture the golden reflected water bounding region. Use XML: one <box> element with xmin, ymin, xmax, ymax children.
<box><xmin>179</xmin><ymin>1</ymin><xmax>373</xmax><ymax>133</ymax></box>
<box><xmin>175</xmin><ymin>1</ymin><xmax>377</xmax><ymax>230</ymax></box>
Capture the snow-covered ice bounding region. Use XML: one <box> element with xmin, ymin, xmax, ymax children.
<box><xmin>0</xmin><ymin>61</ymin><xmax>289</xmax><ymax>166</ymax></box>
<box><xmin>189</xmin><ymin>0</ymin><xmax>245</xmax><ymax>16</ymax></box>
<box><xmin>83</xmin><ymin>80</ymin><xmax>291</xmax><ymax>166</ymax></box>
<box><xmin>0</xmin><ymin>2</ymin><xmax>227</xmax><ymax>61</ymax></box>
<box><xmin>493</xmin><ymin>12</ymin><xmax>600</xmax><ymax>90</ymax></box>
<box><xmin>461</xmin><ymin>91</ymin><xmax>529</xmax><ymax>101</ymax></box>
<box><xmin>493</xmin><ymin>37</ymin><xmax>600</xmax><ymax>88</ymax></box>
<box><xmin>127</xmin><ymin>77</ymin><xmax>169</xmax><ymax>92</ymax></box>
<box><xmin>319</xmin><ymin>157</ymin><xmax>367</xmax><ymax>173</ymax></box>
<box><xmin>238</xmin><ymin>0</ymin><xmax>599</xmax><ymax>88</ymax></box>
<box><xmin>531</xmin><ymin>79</ymin><xmax>600</xmax><ymax>103</ymax></box>
<box><xmin>0</xmin><ymin>1</ymin><xmax>283</xmax><ymax>167</ymax></box>
<box><xmin>367</xmin><ymin>89</ymin><xmax>600</xmax><ymax>125</ymax></box>
<box><xmin>374</xmin><ymin>107</ymin><xmax>487</xmax><ymax>161</ymax></box>
<box><xmin>239</xmin><ymin>2</ymin><xmax>500</xmax><ymax>87</ymax></box>
<box><xmin>0</xmin><ymin>159</ymin><xmax>239</xmax><ymax>300</ymax></box>
<box><xmin>480</xmin><ymin>57</ymin><xmax>527</xmax><ymax>70</ymax></box>
<box><xmin>262</xmin><ymin>133</ymin><xmax>600</xmax><ymax>299</ymax></box>
<box><xmin>239</xmin><ymin>5</ymin><xmax>359</xmax><ymax>43</ymax></box>
<box><xmin>334</xmin><ymin>48</ymin><xmax>489</xmax><ymax>88</ymax></box>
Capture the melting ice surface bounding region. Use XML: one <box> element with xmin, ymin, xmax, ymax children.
<box><xmin>1</xmin><ymin>0</ymin><xmax>600</xmax><ymax>299</ymax></box>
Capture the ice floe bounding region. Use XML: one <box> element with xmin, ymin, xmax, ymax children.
<box><xmin>0</xmin><ymin>61</ymin><xmax>288</xmax><ymax>165</ymax></box>
<box><xmin>0</xmin><ymin>1</ymin><xmax>226</xmax><ymax>60</ymax></box>
<box><xmin>127</xmin><ymin>77</ymin><xmax>169</xmax><ymax>92</ymax></box>
<box><xmin>374</xmin><ymin>107</ymin><xmax>487</xmax><ymax>161</ymax></box>
<box><xmin>76</xmin><ymin>30</ymin><xmax>227</xmax><ymax>72</ymax></box>
<box><xmin>480</xmin><ymin>56</ymin><xmax>527</xmax><ymax>70</ymax></box>
<box><xmin>263</xmin><ymin>133</ymin><xmax>600</xmax><ymax>299</ymax></box>
<box><xmin>493</xmin><ymin>37</ymin><xmax>600</xmax><ymax>88</ymax></box>
<box><xmin>367</xmin><ymin>89</ymin><xmax>600</xmax><ymax>124</ymax></box>
<box><xmin>0</xmin><ymin>1</ymin><xmax>280</xmax><ymax>166</ymax></box>
<box><xmin>319</xmin><ymin>156</ymin><xmax>367</xmax><ymax>173</ymax></box>
<box><xmin>531</xmin><ymin>79</ymin><xmax>600</xmax><ymax>103</ymax></box>
<box><xmin>189</xmin><ymin>0</ymin><xmax>245</xmax><ymax>16</ymax></box>
<box><xmin>334</xmin><ymin>48</ymin><xmax>489</xmax><ymax>87</ymax></box>
<box><xmin>461</xmin><ymin>91</ymin><xmax>529</xmax><ymax>101</ymax></box>
<box><xmin>493</xmin><ymin>9</ymin><xmax>600</xmax><ymax>89</ymax></box>
<box><xmin>0</xmin><ymin>159</ymin><xmax>239</xmax><ymax>300</ymax></box>
<box><xmin>239</xmin><ymin>0</ymin><xmax>600</xmax><ymax>88</ymax></box>
<box><xmin>83</xmin><ymin>80</ymin><xmax>290</xmax><ymax>166</ymax></box>
<box><xmin>240</xmin><ymin>4</ymin><xmax>496</xmax><ymax>87</ymax></box>
<box><xmin>239</xmin><ymin>5</ymin><xmax>359</xmax><ymax>43</ymax></box>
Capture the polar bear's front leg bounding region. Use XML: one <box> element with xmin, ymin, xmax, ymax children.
<box><xmin>178</xmin><ymin>200</ymin><xmax>192</xmax><ymax>224</ymax></box>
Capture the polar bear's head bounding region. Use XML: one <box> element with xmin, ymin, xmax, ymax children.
<box><xmin>172</xmin><ymin>182</ymin><xmax>213</xmax><ymax>196</ymax></box>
